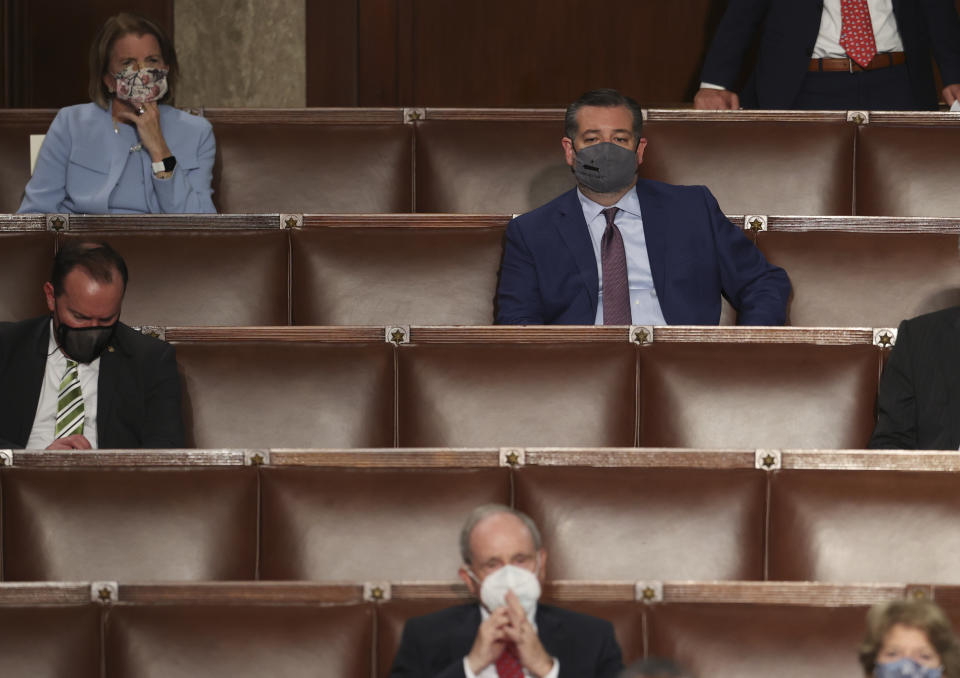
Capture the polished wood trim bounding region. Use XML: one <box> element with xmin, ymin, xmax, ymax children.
<box><xmin>763</xmin><ymin>216</ymin><xmax>960</xmax><ymax>233</ymax></box>
<box><xmin>61</xmin><ymin>214</ymin><xmax>281</xmax><ymax>231</ymax></box>
<box><xmin>163</xmin><ymin>326</ymin><xmax>388</xmax><ymax>342</ymax></box>
<box><xmin>301</xmin><ymin>214</ymin><xmax>510</xmax><ymax>229</ymax></box>
<box><xmin>9</xmin><ymin>450</ymin><xmax>248</xmax><ymax>467</ymax></box>
<box><xmin>657</xmin><ymin>581</ymin><xmax>905</xmax><ymax>605</ymax></box>
<box><xmin>0</xmin><ymin>582</ymin><xmax>92</xmax><ymax>605</ymax></box>
<box><xmin>117</xmin><ymin>582</ymin><xmax>365</xmax><ymax>604</ymax></box>
<box><xmin>269</xmin><ymin>449</ymin><xmax>502</xmax><ymax>467</ymax></box>
<box><xmin>524</xmin><ymin>448</ymin><xmax>757</xmax><ymax>469</ymax></box>
<box><xmin>781</xmin><ymin>450</ymin><xmax>960</xmax><ymax>471</ymax></box>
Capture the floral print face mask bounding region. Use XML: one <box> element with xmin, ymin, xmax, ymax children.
<box><xmin>113</xmin><ymin>67</ymin><xmax>168</xmax><ymax>104</ymax></box>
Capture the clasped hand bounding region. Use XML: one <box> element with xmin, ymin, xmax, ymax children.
<box><xmin>466</xmin><ymin>590</ymin><xmax>554</xmax><ymax>677</ymax></box>
<box><xmin>114</xmin><ymin>100</ymin><xmax>172</xmax><ymax>163</ymax></box>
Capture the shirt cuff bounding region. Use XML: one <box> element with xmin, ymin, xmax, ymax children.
<box><xmin>543</xmin><ymin>658</ymin><xmax>560</xmax><ymax>678</ymax></box>
<box><xmin>699</xmin><ymin>82</ymin><xmax>727</xmax><ymax>90</ymax></box>
<box><xmin>463</xmin><ymin>656</ymin><xmax>478</xmax><ymax>678</ymax></box>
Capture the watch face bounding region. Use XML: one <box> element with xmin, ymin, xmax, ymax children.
<box><xmin>162</xmin><ymin>156</ymin><xmax>177</xmax><ymax>172</ymax></box>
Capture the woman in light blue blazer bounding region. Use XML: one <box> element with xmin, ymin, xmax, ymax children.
<box><xmin>18</xmin><ymin>13</ymin><xmax>216</xmax><ymax>215</ymax></box>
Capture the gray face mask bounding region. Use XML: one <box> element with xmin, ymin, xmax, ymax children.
<box><xmin>572</xmin><ymin>141</ymin><xmax>639</xmax><ymax>194</ymax></box>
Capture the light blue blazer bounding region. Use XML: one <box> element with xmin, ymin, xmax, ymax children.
<box><xmin>18</xmin><ymin>102</ymin><xmax>216</xmax><ymax>214</ymax></box>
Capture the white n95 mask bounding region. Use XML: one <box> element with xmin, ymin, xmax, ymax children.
<box><xmin>478</xmin><ymin>564</ymin><xmax>541</xmax><ymax>618</ymax></box>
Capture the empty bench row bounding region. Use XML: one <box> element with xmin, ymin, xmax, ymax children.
<box><xmin>0</xmin><ymin>580</ymin><xmax>954</xmax><ymax>678</ymax></box>
<box><xmin>5</xmin><ymin>449</ymin><xmax>960</xmax><ymax>584</ymax></box>
<box><xmin>168</xmin><ymin>326</ymin><xmax>882</xmax><ymax>450</ymax></box>
<box><xmin>3</xmin><ymin>108</ymin><xmax>960</xmax><ymax>216</ymax></box>
<box><xmin>3</xmin><ymin>215</ymin><xmax>960</xmax><ymax>328</ymax></box>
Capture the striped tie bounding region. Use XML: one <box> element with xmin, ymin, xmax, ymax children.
<box><xmin>55</xmin><ymin>359</ymin><xmax>85</xmax><ymax>439</ymax></box>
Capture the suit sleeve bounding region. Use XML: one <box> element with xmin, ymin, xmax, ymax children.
<box><xmin>141</xmin><ymin>341</ymin><xmax>186</xmax><ymax>448</ymax></box>
<box><xmin>496</xmin><ymin>217</ymin><xmax>546</xmax><ymax>325</ymax></box>
<box><xmin>699</xmin><ymin>0</ymin><xmax>772</xmax><ymax>90</ymax></box>
<box><xmin>923</xmin><ymin>0</ymin><xmax>960</xmax><ymax>85</ymax></box>
<box><xmin>17</xmin><ymin>109</ymin><xmax>71</xmax><ymax>214</ymax></box>
<box><xmin>388</xmin><ymin>619</ymin><xmax>466</xmax><ymax>678</ymax></box>
<box><xmin>593</xmin><ymin>620</ymin><xmax>624</xmax><ymax>678</ymax></box>
<box><xmin>704</xmin><ymin>187</ymin><xmax>791</xmax><ymax>325</ymax></box>
<box><xmin>151</xmin><ymin>117</ymin><xmax>217</xmax><ymax>214</ymax></box>
<box><xmin>869</xmin><ymin>319</ymin><xmax>919</xmax><ymax>450</ymax></box>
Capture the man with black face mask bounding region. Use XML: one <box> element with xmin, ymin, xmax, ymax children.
<box><xmin>0</xmin><ymin>241</ymin><xmax>184</xmax><ymax>449</ymax></box>
<box><xmin>496</xmin><ymin>89</ymin><xmax>791</xmax><ymax>326</ymax></box>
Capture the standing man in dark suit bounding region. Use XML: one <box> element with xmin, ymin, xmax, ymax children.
<box><xmin>869</xmin><ymin>306</ymin><xmax>960</xmax><ymax>449</ymax></box>
<box><xmin>496</xmin><ymin>88</ymin><xmax>790</xmax><ymax>326</ymax></box>
<box><xmin>388</xmin><ymin>504</ymin><xmax>623</xmax><ymax>678</ymax></box>
<box><xmin>0</xmin><ymin>241</ymin><xmax>184</xmax><ymax>449</ymax></box>
<box><xmin>694</xmin><ymin>0</ymin><xmax>960</xmax><ymax>110</ymax></box>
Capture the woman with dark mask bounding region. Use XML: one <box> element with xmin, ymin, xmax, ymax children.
<box><xmin>18</xmin><ymin>12</ymin><xmax>215</xmax><ymax>214</ymax></box>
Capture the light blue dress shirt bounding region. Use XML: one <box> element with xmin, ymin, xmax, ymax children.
<box><xmin>577</xmin><ymin>187</ymin><xmax>667</xmax><ymax>325</ymax></box>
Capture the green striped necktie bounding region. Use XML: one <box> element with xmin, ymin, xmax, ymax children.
<box><xmin>55</xmin><ymin>359</ymin><xmax>85</xmax><ymax>439</ymax></box>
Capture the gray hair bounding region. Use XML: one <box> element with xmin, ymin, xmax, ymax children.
<box><xmin>618</xmin><ymin>659</ymin><xmax>692</xmax><ymax>678</ymax></box>
<box><xmin>459</xmin><ymin>504</ymin><xmax>543</xmax><ymax>565</ymax></box>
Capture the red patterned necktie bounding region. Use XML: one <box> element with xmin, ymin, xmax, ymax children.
<box><xmin>495</xmin><ymin>641</ymin><xmax>524</xmax><ymax>678</ymax></box>
<box><xmin>601</xmin><ymin>207</ymin><xmax>631</xmax><ymax>325</ymax></box>
<box><xmin>839</xmin><ymin>0</ymin><xmax>877</xmax><ymax>68</ymax></box>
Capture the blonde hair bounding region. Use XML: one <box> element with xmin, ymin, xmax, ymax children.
<box><xmin>88</xmin><ymin>12</ymin><xmax>178</xmax><ymax>108</ymax></box>
<box><xmin>859</xmin><ymin>599</ymin><xmax>960</xmax><ymax>677</ymax></box>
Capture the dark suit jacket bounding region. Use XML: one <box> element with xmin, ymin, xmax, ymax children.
<box><xmin>0</xmin><ymin>316</ymin><xmax>185</xmax><ymax>449</ymax></box>
<box><xmin>388</xmin><ymin>603</ymin><xmax>623</xmax><ymax>678</ymax></box>
<box><xmin>700</xmin><ymin>0</ymin><xmax>960</xmax><ymax>109</ymax></box>
<box><xmin>869</xmin><ymin>306</ymin><xmax>960</xmax><ymax>450</ymax></box>
<box><xmin>496</xmin><ymin>180</ymin><xmax>791</xmax><ymax>325</ymax></box>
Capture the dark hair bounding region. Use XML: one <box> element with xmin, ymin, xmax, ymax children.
<box><xmin>51</xmin><ymin>241</ymin><xmax>128</xmax><ymax>296</ymax></box>
<box><xmin>89</xmin><ymin>12</ymin><xmax>179</xmax><ymax>108</ymax></box>
<box><xmin>859</xmin><ymin>599</ymin><xmax>960</xmax><ymax>677</ymax></box>
<box><xmin>619</xmin><ymin>658</ymin><xmax>692</xmax><ymax>678</ymax></box>
<box><xmin>564</xmin><ymin>88</ymin><xmax>644</xmax><ymax>141</ymax></box>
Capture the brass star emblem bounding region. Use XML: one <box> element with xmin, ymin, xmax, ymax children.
<box><xmin>911</xmin><ymin>588</ymin><xmax>928</xmax><ymax>600</ymax></box>
<box><xmin>505</xmin><ymin>451</ymin><xmax>520</xmax><ymax>466</ymax></box>
<box><xmin>407</xmin><ymin>110</ymin><xmax>423</xmax><ymax>121</ymax></box>
<box><xmin>633</xmin><ymin>328</ymin><xmax>650</xmax><ymax>344</ymax></box>
<box><xmin>51</xmin><ymin>216</ymin><xmax>65</xmax><ymax>230</ymax></box>
<box><xmin>98</xmin><ymin>587</ymin><xmax>113</xmax><ymax>602</ymax></box>
<box><xmin>370</xmin><ymin>586</ymin><xmax>385</xmax><ymax>600</ymax></box>
<box><xmin>250</xmin><ymin>453</ymin><xmax>265</xmax><ymax>466</ymax></box>
<box><xmin>285</xmin><ymin>217</ymin><xmax>298</xmax><ymax>229</ymax></box>
<box><xmin>762</xmin><ymin>454</ymin><xmax>776</xmax><ymax>468</ymax></box>
<box><xmin>877</xmin><ymin>332</ymin><xmax>892</xmax><ymax>347</ymax></box>
<box><xmin>851</xmin><ymin>113</ymin><xmax>866</xmax><ymax>125</ymax></box>
<box><xmin>642</xmin><ymin>587</ymin><xmax>656</xmax><ymax>601</ymax></box>
<box><xmin>748</xmin><ymin>218</ymin><xmax>763</xmax><ymax>232</ymax></box>
<box><xmin>0</xmin><ymin>456</ymin><xmax>7</xmax><ymax>466</ymax></box>
<box><xmin>391</xmin><ymin>329</ymin><xmax>406</xmax><ymax>343</ymax></box>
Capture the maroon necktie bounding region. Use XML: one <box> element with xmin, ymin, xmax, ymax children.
<box><xmin>601</xmin><ymin>207</ymin><xmax>631</xmax><ymax>325</ymax></box>
<box><xmin>495</xmin><ymin>641</ymin><xmax>524</xmax><ymax>678</ymax></box>
<box><xmin>839</xmin><ymin>0</ymin><xmax>877</xmax><ymax>68</ymax></box>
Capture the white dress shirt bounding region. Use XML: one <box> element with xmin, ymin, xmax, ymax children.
<box><xmin>702</xmin><ymin>0</ymin><xmax>904</xmax><ymax>90</ymax></box>
<box><xmin>26</xmin><ymin>319</ymin><xmax>100</xmax><ymax>449</ymax></box>
<box><xmin>577</xmin><ymin>187</ymin><xmax>667</xmax><ymax>326</ymax></box>
<box><xmin>463</xmin><ymin>604</ymin><xmax>560</xmax><ymax>678</ymax></box>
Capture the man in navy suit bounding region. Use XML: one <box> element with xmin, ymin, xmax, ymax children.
<box><xmin>693</xmin><ymin>0</ymin><xmax>960</xmax><ymax>110</ymax></box>
<box><xmin>388</xmin><ymin>504</ymin><xmax>623</xmax><ymax>678</ymax></box>
<box><xmin>496</xmin><ymin>89</ymin><xmax>790</xmax><ymax>326</ymax></box>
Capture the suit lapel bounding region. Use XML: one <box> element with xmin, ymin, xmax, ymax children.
<box><xmin>634</xmin><ymin>180</ymin><xmax>669</xmax><ymax>316</ymax></box>
<box><xmin>554</xmin><ymin>189</ymin><xmax>600</xmax><ymax>317</ymax></box>
<box><xmin>17</xmin><ymin>318</ymin><xmax>51</xmax><ymax>445</ymax></box>
<box><xmin>536</xmin><ymin>604</ymin><xmax>572</xmax><ymax>664</ymax></box>
<box><xmin>96</xmin><ymin>328</ymin><xmax>129</xmax><ymax>448</ymax></box>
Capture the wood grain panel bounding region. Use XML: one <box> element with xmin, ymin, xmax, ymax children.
<box><xmin>7</xmin><ymin>0</ymin><xmax>172</xmax><ymax>107</ymax></box>
<box><xmin>305</xmin><ymin>0</ymin><xmax>358</xmax><ymax>105</ymax></box>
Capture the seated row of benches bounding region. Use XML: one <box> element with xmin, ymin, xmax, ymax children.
<box><xmin>3</xmin><ymin>215</ymin><xmax>959</xmax><ymax>328</ymax></box>
<box><xmin>2</xmin><ymin>108</ymin><xmax>960</xmax><ymax>216</ymax></box>
<box><xmin>0</xmin><ymin>580</ymin><xmax>941</xmax><ymax>678</ymax></box>
<box><xmin>57</xmin><ymin>326</ymin><xmax>892</xmax><ymax>450</ymax></box>
<box><xmin>3</xmin><ymin>449</ymin><xmax>960</xmax><ymax>584</ymax></box>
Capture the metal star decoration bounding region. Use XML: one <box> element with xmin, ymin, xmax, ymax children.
<box><xmin>391</xmin><ymin>329</ymin><xmax>406</xmax><ymax>344</ymax></box>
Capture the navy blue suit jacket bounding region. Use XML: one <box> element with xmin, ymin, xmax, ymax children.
<box><xmin>700</xmin><ymin>0</ymin><xmax>960</xmax><ymax>109</ymax></box>
<box><xmin>388</xmin><ymin>603</ymin><xmax>623</xmax><ymax>678</ymax></box>
<box><xmin>496</xmin><ymin>180</ymin><xmax>790</xmax><ymax>326</ymax></box>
